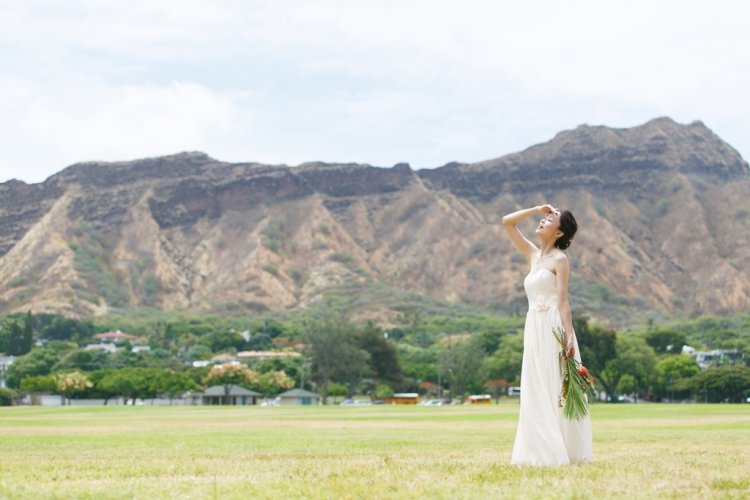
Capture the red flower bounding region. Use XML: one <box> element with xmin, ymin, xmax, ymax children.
<box><xmin>577</xmin><ymin>366</ymin><xmax>589</xmax><ymax>377</ymax></box>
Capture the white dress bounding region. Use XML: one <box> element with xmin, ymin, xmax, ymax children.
<box><xmin>511</xmin><ymin>266</ymin><xmax>593</xmax><ymax>466</ymax></box>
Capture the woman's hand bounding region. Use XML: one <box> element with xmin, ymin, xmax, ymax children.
<box><xmin>565</xmin><ymin>337</ymin><xmax>576</xmax><ymax>358</ymax></box>
<box><xmin>538</xmin><ymin>204</ymin><xmax>557</xmax><ymax>215</ymax></box>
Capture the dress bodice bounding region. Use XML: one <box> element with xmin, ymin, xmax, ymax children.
<box><xmin>524</xmin><ymin>267</ymin><xmax>559</xmax><ymax>312</ymax></box>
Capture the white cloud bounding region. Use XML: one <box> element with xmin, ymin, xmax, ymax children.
<box><xmin>2</xmin><ymin>0</ymin><xmax>750</xmax><ymax>182</ymax></box>
<box><xmin>1</xmin><ymin>79</ymin><xmax>252</xmax><ymax>181</ymax></box>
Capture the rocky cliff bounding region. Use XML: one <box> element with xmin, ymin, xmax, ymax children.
<box><xmin>1</xmin><ymin>117</ymin><xmax>748</xmax><ymax>324</ymax></box>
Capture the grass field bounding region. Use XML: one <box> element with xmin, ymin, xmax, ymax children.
<box><xmin>0</xmin><ymin>403</ymin><xmax>748</xmax><ymax>499</ymax></box>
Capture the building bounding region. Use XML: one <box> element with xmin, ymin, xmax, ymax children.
<box><xmin>695</xmin><ymin>349</ymin><xmax>745</xmax><ymax>369</ymax></box>
<box><xmin>236</xmin><ymin>350</ymin><xmax>302</xmax><ymax>361</ymax></box>
<box><xmin>209</xmin><ymin>354</ymin><xmax>239</xmax><ymax>365</ymax></box>
<box><xmin>277</xmin><ymin>388</ymin><xmax>320</xmax><ymax>405</ymax></box>
<box><xmin>386</xmin><ymin>393</ymin><xmax>419</xmax><ymax>405</ymax></box>
<box><xmin>85</xmin><ymin>343</ymin><xmax>118</xmax><ymax>353</ymax></box>
<box><xmin>202</xmin><ymin>385</ymin><xmax>261</xmax><ymax>405</ymax></box>
<box><xmin>94</xmin><ymin>330</ymin><xmax>144</xmax><ymax>344</ymax></box>
<box><xmin>467</xmin><ymin>394</ymin><xmax>492</xmax><ymax>404</ymax></box>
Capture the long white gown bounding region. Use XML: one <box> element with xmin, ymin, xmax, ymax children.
<box><xmin>511</xmin><ymin>266</ymin><xmax>593</xmax><ymax>466</ymax></box>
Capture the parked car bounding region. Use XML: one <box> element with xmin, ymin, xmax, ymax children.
<box><xmin>508</xmin><ymin>387</ymin><xmax>521</xmax><ymax>397</ymax></box>
<box><xmin>420</xmin><ymin>399</ymin><xmax>444</xmax><ymax>406</ymax></box>
<box><xmin>340</xmin><ymin>399</ymin><xmax>371</xmax><ymax>406</ymax></box>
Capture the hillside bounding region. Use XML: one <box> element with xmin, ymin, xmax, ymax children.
<box><xmin>1</xmin><ymin>117</ymin><xmax>748</xmax><ymax>325</ymax></box>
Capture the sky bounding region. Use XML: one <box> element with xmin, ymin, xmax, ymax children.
<box><xmin>2</xmin><ymin>0</ymin><xmax>749</xmax><ymax>183</ymax></box>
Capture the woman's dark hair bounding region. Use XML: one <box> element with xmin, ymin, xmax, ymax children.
<box><xmin>555</xmin><ymin>210</ymin><xmax>577</xmax><ymax>250</ymax></box>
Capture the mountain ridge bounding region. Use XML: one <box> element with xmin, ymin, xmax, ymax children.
<box><xmin>1</xmin><ymin>117</ymin><xmax>748</xmax><ymax>325</ymax></box>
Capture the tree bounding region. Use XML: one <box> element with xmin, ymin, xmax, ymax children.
<box><xmin>21</xmin><ymin>311</ymin><xmax>34</xmax><ymax>355</ymax></box>
<box><xmin>4</xmin><ymin>347</ymin><xmax>67</xmax><ymax>388</ymax></box>
<box><xmin>54</xmin><ymin>371</ymin><xmax>93</xmax><ymax>405</ymax></box>
<box><xmin>373</xmin><ymin>383</ymin><xmax>394</xmax><ymax>400</ymax></box>
<box><xmin>108</xmin><ymin>349</ymin><xmax>165</xmax><ymax>369</ymax></box>
<box><xmin>0</xmin><ymin>324</ymin><xmax>7</xmax><ymax>353</ymax></box>
<box><xmin>617</xmin><ymin>374</ymin><xmax>637</xmax><ymax>397</ymax></box>
<box><xmin>305</xmin><ymin>318</ymin><xmax>370</xmax><ymax>404</ymax></box>
<box><xmin>645</xmin><ymin>329</ymin><xmax>688</xmax><ymax>354</ymax></box>
<box><xmin>355</xmin><ymin>323</ymin><xmax>403</xmax><ymax>388</ymax></box>
<box><xmin>20</xmin><ymin>375</ymin><xmax>58</xmax><ymax>394</ymax></box>
<box><xmin>40</xmin><ymin>317</ymin><xmax>95</xmax><ymax>343</ymax></box>
<box><xmin>438</xmin><ymin>339</ymin><xmax>486</xmax><ymax>402</ymax></box>
<box><xmin>0</xmin><ymin>387</ymin><xmax>17</xmax><ymax>406</ymax></box>
<box><xmin>255</xmin><ymin>357</ymin><xmax>301</xmax><ymax>383</ymax></box>
<box><xmin>599</xmin><ymin>335</ymin><xmax>657</xmax><ymax>401</ymax></box>
<box><xmin>203</xmin><ymin>363</ymin><xmax>259</xmax><ymax>404</ymax></box>
<box><xmin>693</xmin><ymin>365</ymin><xmax>750</xmax><ymax>403</ymax></box>
<box><xmin>186</xmin><ymin>344</ymin><xmax>212</xmax><ymax>361</ymax></box>
<box><xmin>154</xmin><ymin>370</ymin><xmax>199</xmax><ymax>404</ymax></box>
<box><xmin>482</xmin><ymin>333</ymin><xmax>523</xmax><ymax>383</ymax></box>
<box><xmin>574</xmin><ymin>316</ymin><xmax>617</xmax><ymax>381</ymax></box>
<box><xmin>97</xmin><ymin>368</ymin><xmax>157</xmax><ymax>404</ymax></box>
<box><xmin>397</xmin><ymin>344</ymin><xmax>437</xmax><ymax>388</ymax></box>
<box><xmin>247</xmin><ymin>333</ymin><xmax>273</xmax><ymax>350</ymax></box>
<box><xmin>327</xmin><ymin>382</ymin><xmax>348</xmax><ymax>402</ymax></box>
<box><xmin>199</xmin><ymin>331</ymin><xmax>246</xmax><ymax>353</ymax></box>
<box><xmin>256</xmin><ymin>319</ymin><xmax>287</xmax><ymax>339</ymax></box>
<box><xmin>7</xmin><ymin>322</ymin><xmax>26</xmax><ymax>356</ymax></box>
<box><xmin>653</xmin><ymin>355</ymin><xmax>701</xmax><ymax>400</ymax></box>
<box><xmin>337</xmin><ymin>348</ymin><xmax>372</xmax><ymax>397</ymax></box>
<box><xmin>255</xmin><ymin>370</ymin><xmax>295</xmax><ymax>397</ymax></box>
<box><xmin>53</xmin><ymin>348</ymin><xmax>109</xmax><ymax>372</ymax></box>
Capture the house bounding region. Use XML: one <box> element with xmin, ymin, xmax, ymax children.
<box><xmin>85</xmin><ymin>343</ymin><xmax>118</xmax><ymax>354</ymax></box>
<box><xmin>236</xmin><ymin>350</ymin><xmax>302</xmax><ymax>361</ymax></box>
<box><xmin>277</xmin><ymin>388</ymin><xmax>321</xmax><ymax>406</ymax></box>
<box><xmin>94</xmin><ymin>330</ymin><xmax>144</xmax><ymax>344</ymax></box>
<box><xmin>202</xmin><ymin>385</ymin><xmax>261</xmax><ymax>405</ymax></box>
<box><xmin>695</xmin><ymin>349</ymin><xmax>745</xmax><ymax>369</ymax></box>
<box><xmin>386</xmin><ymin>393</ymin><xmax>419</xmax><ymax>405</ymax></box>
<box><xmin>209</xmin><ymin>354</ymin><xmax>239</xmax><ymax>365</ymax></box>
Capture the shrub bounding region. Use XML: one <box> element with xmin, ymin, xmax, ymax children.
<box><xmin>262</xmin><ymin>264</ymin><xmax>279</xmax><ymax>277</ymax></box>
<box><xmin>374</xmin><ymin>383</ymin><xmax>394</xmax><ymax>400</ymax></box>
<box><xmin>262</xmin><ymin>219</ymin><xmax>286</xmax><ymax>254</ymax></box>
<box><xmin>0</xmin><ymin>387</ymin><xmax>17</xmax><ymax>406</ymax></box>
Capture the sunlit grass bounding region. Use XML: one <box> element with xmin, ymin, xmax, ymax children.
<box><xmin>0</xmin><ymin>403</ymin><xmax>748</xmax><ymax>499</ymax></box>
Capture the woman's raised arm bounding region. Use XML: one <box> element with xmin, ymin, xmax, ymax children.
<box><xmin>502</xmin><ymin>205</ymin><xmax>553</xmax><ymax>263</ymax></box>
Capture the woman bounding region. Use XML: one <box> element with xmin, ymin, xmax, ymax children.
<box><xmin>502</xmin><ymin>204</ymin><xmax>592</xmax><ymax>466</ymax></box>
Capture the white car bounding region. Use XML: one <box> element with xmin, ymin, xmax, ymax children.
<box><xmin>420</xmin><ymin>399</ymin><xmax>444</xmax><ymax>406</ymax></box>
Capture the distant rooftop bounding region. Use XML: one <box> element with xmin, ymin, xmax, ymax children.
<box><xmin>94</xmin><ymin>330</ymin><xmax>144</xmax><ymax>342</ymax></box>
<box><xmin>237</xmin><ymin>351</ymin><xmax>302</xmax><ymax>359</ymax></box>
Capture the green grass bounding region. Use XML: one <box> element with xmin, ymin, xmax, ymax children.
<box><xmin>0</xmin><ymin>404</ymin><xmax>748</xmax><ymax>499</ymax></box>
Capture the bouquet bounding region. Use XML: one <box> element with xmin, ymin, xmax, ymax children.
<box><xmin>552</xmin><ymin>327</ymin><xmax>595</xmax><ymax>420</ymax></box>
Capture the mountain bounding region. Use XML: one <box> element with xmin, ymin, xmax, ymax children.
<box><xmin>1</xmin><ymin>117</ymin><xmax>748</xmax><ymax>325</ymax></box>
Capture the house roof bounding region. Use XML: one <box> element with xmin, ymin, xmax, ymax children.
<box><xmin>236</xmin><ymin>350</ymin><xmax>302</xmax><ymax>359</ymax></box>
<box><xmin>203</xmin><ymin>385</ymin><xmax>262</xmax><ymax>397</ymax></box>
<box><xmin>278</xmin><ymin>388</ymin><xmax>320</xmax><ymax>399</ymax></box>
<box><xmin>94</xmin><ymin>330</ymin><xmax>143</xmax><ymax>341</ymax></box>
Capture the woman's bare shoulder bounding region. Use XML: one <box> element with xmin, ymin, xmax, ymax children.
<box><xmin>552</xmin><ymin>251</ymin><xmax>569</xmax><ymax>269</ymax></box>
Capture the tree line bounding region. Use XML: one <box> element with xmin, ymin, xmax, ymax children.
<box><xmin>1</xmin><ymin>310</ymin><xmax>748</xmax><ymax>406</ymax></box>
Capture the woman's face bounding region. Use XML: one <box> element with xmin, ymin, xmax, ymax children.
<box><xmin>535</xmin><ymin>209</ymin><xmax>562</xmax><ymax>239</ymax></box>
